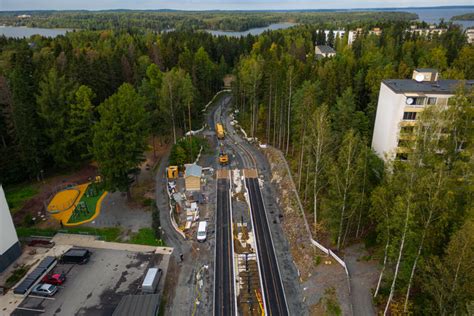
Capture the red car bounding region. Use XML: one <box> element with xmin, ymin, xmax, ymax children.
<box><xmin>42</xmin><ymin>273</ymin><xmax>66</xmax><ymax>285</ymax></box>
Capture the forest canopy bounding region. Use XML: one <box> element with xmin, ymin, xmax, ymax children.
<box><xmin>0</xmin><ymin>10</ymin><xmax>417</xmax><ymax>32</ymax></box>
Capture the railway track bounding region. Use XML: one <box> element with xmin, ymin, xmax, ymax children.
<box><xmin>213</xmin><ymin>176</ymin><xmax>236</xmax><ymax>316</ymax></box>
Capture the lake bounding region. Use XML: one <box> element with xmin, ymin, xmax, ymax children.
<box><xmin>394</xmin><ymin>7</ymin><xmax>474</xmax><ymax>29</ymax></box>
<box><xmin>0</xmin><ymin>26</ymin><xmax>72</xmax><ymax>38</ymax></box>
<box><xmin>206</xmin><ymin>22</ymin><xmax>297</xmax><ymax>37</ymax></box>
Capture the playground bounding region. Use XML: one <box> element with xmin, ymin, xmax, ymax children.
<box><xmin>47</xmin><ymin>179</ymin><xmax>107</xmax><ymax>226</ymax></box>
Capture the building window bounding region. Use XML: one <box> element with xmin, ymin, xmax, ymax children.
<box><xmin>427</xmin><ymin>97</ymin><xmax>437</xmax><ymax>105</ymax></box>
<box><xmin>414</xmin><ymin>97</ymin><xmax>426</xmax><ymax>105</ymax></box>
<box><xmin>403</xmin><ymin>112</ymin><xmax>417</xmax><ymax>120</ymax></box>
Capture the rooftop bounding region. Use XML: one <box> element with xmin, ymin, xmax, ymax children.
<box><xmin>315</xmin><ymin>45</ymin><xmax>336</xmax><ymax>54</ymax></box>
<box><xmin>185</xmin><ymin>163</ymin><xmax>202</xmax><ymax>177</ymax></box>
<box><xmin>112</xmin><ymin>294</ymin><xmax>160</xmax><ymax>316</ymax></box>
<box><xmin>383</xmin><ymin>79</ymin><xmax>474</xmax><ymax>95</ymax></box>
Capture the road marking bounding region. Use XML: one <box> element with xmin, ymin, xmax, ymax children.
<box><xmin>15</xmin><ymin>307</ymin><xmax>46</xmax><ymax>312</ymax></box>
<box><xmin>28</xmin><ymin>295</ymin><xmax>56</xmax><ymax>300</ymax></box>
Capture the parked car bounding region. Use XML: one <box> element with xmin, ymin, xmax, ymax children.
<box><xmin>60</xmin><ymin>248</ymin><xmax>91</xmax><ymax>264</ymax></box>
<box><xmin>31</xmin><ymin>283</ymin><xmax>58</xmax><ymax>297</ymax></box>
<box><xmin>197</xmin><ymin>221</ymin><xmax>208</xmax><ymax>242</ymax></box>
<box><xmin>42</xmin><ymin>273</ymin><xmax>66</xmax><ymax>285</ymax></box>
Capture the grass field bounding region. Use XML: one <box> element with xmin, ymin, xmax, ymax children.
<box><xmin>4</xmin><ymin>184</ymin><xmax>38</xmax><ymax>214</ymax></box>
<box><xmin>129</xmin><ymin>228</ymin><xmax>164</xmax><ymax>246</ymax></box>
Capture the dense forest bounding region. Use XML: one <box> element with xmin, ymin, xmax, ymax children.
<box><xmin>0</xmin><ymin>13</ymin><xmax>473</xmax><ymax>314</ymax></box>
<box><xmin>232</xmin><ymin>22</ymin><xmax>473</xmax><ymax>314</ymax></box>
<box><xmin>0</xmin><ymin>10</ymin><xmax>416</xmax><ymax>32</ymax></box>
<box><xmin>0</xmin><ymin>30</ymin><xmax>253</xmax><ymax>186</ymax></box>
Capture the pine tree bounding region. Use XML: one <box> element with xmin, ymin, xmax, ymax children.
<box><xmin>92</xmin><ymin>83</ymin><xmax>148</xmax><ymax>196</ymax></box>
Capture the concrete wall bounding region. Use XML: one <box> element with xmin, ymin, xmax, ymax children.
<box><xmin>0</xmin><ymin>184</ymin><xmax>21</xmax><ymax>272</ymax></box>
<box><xmin>371</xmin><ymin>83</ymin><xmax>405</xmax><ymax>160</ymax></box>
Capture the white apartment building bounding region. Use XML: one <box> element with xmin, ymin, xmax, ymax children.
<box><xmin>0</xmin><ymin>184</ymin><xmax>21</xmax><ymax>272</ymax></box>
<box><xmin>466</xmin><ymin>29</ymin><xmax>474</xmax><ymax>44</ymax></box>
<box><xmin>372</xmin><ymin>69</ymin><xmax>474</xmax><ymax>161</ymax></box>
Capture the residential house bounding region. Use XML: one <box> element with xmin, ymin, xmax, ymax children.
<box><xmin>315</xmin><ymin>45</ymin><xmax>336</xmax><ymax>59</ymax></box>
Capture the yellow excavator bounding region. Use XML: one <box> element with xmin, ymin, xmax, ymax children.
<box><xmin>219</xmin><ymin>151</ymin><xmax>229</xmax><ymax>165</ymax></box>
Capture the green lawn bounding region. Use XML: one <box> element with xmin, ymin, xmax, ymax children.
<box><xmin>129</xmin><ymin>228</ymin><xmax>164</xmax><ymax>246</ymax></box>
<box><xmin>16</xmin><ymin>226</ymin><xmax>121</xmax><ymax>242</ymax></box>
<box><xmin>4</xmin><ymin>184</ymin><xmax>39</xmax><ymax>214</ymax></box>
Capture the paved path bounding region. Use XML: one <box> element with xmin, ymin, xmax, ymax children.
<box><xmin>345</xmin><ymin>244</ymin><xmax>378</xmax><ymax>316</ymax></box>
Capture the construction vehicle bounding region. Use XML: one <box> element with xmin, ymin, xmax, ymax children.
<box><xmin>166</xmin><ymin>166</ymin><xmax>178</xmax><ymax>179</ymax></box>
<box><xmin>216</xmin><ymin>123</ymin><xmax>225</xmax><ymax>139</ymax></box>
<box><xmin>219</xmin><ymin>151</ymin><xmax>229</xmax><ymax>165</ymax></box>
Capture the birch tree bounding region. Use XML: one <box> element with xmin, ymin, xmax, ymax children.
<box><xmin>308</xmin><ymin>104</ymin><xmax>331</xmax><ymax>228</ymax></box>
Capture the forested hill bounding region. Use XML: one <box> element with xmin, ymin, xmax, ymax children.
<box><xmin>451</xmin><ymin>13</ymin><xmax>474</xmax><ymax>21</ymax></box>
<box><xmin>0</xmin><ymin>17</ymin><xmax>472</xmax><ymax>314</ymax></box>
<box><xmin>0</xmin><ymin>10</ymin><xmax>417</xmax><ymax>32</ymax></box>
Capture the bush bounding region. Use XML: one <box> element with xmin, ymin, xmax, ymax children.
<box><xmin>169</xmin><ymin>136</ymin><xmax>208</xmax><ymax>166</ymax></box>
<box><xmin>152</xmin><ymin>205</ymin><xmax>162</xmax><ymax>239</ymax></box>
<box><xmin>5</xmin><ymin>265</ymin><xmax>30</xmax><ymax>288</ymax></box>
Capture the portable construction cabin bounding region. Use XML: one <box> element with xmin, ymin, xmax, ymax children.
<box><xmin>184</xmin><ymin>164</ymin><xmax>202</xmax><ymax>192</ymax></box>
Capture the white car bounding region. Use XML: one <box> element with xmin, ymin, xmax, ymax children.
<box><xmin>31</xmin><ymin>283</ymin><xmax>58</xmax><ymax>297</ymax></box>
<box><xmin>197</xmin><ymin>221</ymin><xmax>208</xmax><ymax>242</ymax></box>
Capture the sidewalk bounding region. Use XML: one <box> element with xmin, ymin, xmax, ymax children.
<box><xmin>52</xmin><ymin>233</ymin><xmax>174</xmax><ymax>255</ymax></box>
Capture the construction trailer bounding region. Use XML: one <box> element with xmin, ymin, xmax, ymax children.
<box><xmin>166</xmin><ymin>166</ymin><xmax>178</xmax><ymax>180</ymax></box>
<box><xmin>184</xmin><ymin>164</ymin><xmax>202</xmax><ymax>192</ymax></box>
<box><xmin>216</xmin><ymin>123</ymin><xmax>225</xmax><ymax>139</ymax></box>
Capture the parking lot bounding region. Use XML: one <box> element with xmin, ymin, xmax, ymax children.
<box><xmin>12</xmin><ymin>248</ymin><xmax>163</xmax><ymax>316</ymax></box>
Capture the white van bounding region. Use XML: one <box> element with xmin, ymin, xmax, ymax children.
<box><xmin>197</xmin><ymin>221</ymin><xmax>207</xmax><ymax>242</ymax></box>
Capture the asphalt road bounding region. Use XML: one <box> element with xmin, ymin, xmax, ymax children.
<box><xmin>246</xmin><ymin>178</ymin><xmax>289</xmax><ymax>316</ymax></box>
<box><xmin>214</xmin><ymin>178</ymin><xmax>235</xmax><ymax>316</ymax></box>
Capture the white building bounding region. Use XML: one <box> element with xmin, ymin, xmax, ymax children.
<box><xmin>371</xmin><ymin>69</ymin><xmax>474</xmax><ymax>161</ymax></box>
<box><xmin>315</xmin><ymin>45</ymin><xmax>336</xmax><ymax>59</ymax></box>
<box><xmin>0</xmin><ymin>184</ymin><xmax>21</xmax><ymax>272</ymax></box>
<box><xmin>407</xmin><ymin>25</ymin><xmax>447</xmax><ymax>37</ymax></box>
<box><xmin>466</xmin><ymin>29</ymin><xmax>474</xmax><ymax>44</ymax></box>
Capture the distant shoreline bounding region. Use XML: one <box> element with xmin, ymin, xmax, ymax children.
<box><xmin>0</xmin><ymin>6</ymin><xmax>473</xmax><ymax>13</ymax></box>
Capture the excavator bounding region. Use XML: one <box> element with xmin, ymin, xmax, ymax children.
<box><xmin>218</xmin><ymin>143</ymin><xmax>229</xmax><ymax>165</ymax></box>
<box><xmin>219</xmin><ymin>151</ymin><xmax>229</xmax><ymax>165</ymax></box>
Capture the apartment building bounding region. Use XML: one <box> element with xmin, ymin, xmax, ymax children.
<box><xmin>0</xmin><ymin>184</ymin><xmax>21</xmax><ymax>272</ymax></box>
<box><xmin>466</xmin><ymin>29</ymin><xmax>474</xmax><ymax>44</ymax></box>
<box><xmin>371</xmin><ymin>69</ymin><xmax>473</xmax><ymax>161</ymax></box>
<box><xmin>407</xmin><ymin>25</ymin><xmax>447</xmax><ymax>37</ymax></box>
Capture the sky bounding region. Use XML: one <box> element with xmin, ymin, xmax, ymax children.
<box><xmin>1</xmin><ymin>0</ymin><xmax>473</xmax><ymax>11</ymax></box>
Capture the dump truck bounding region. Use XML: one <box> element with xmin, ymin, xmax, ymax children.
<box><xmin>216</xmin><ymin>123</ymin><xmax>225</xmax><ymax>139</ymax></box>
<box><xmin>166</xmin><ymin>166</ymin><xmax>178</xmax><ymax>179</ymax></box>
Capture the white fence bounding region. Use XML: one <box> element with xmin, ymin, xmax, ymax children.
<box><xmin>269</xmin><ymin>147</ymin><xmax>352</xmax><ymax>295</ymax></box>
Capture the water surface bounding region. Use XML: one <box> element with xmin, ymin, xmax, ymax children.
<box><xmin>0</xmin><ymin>26</ymin><xmax>72</xmax><ymax>38</ymax></box>
<box><xmin>206</xmin><ymin>22</ymin><xmax>297</xmax><ymax>37</ymax></box>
